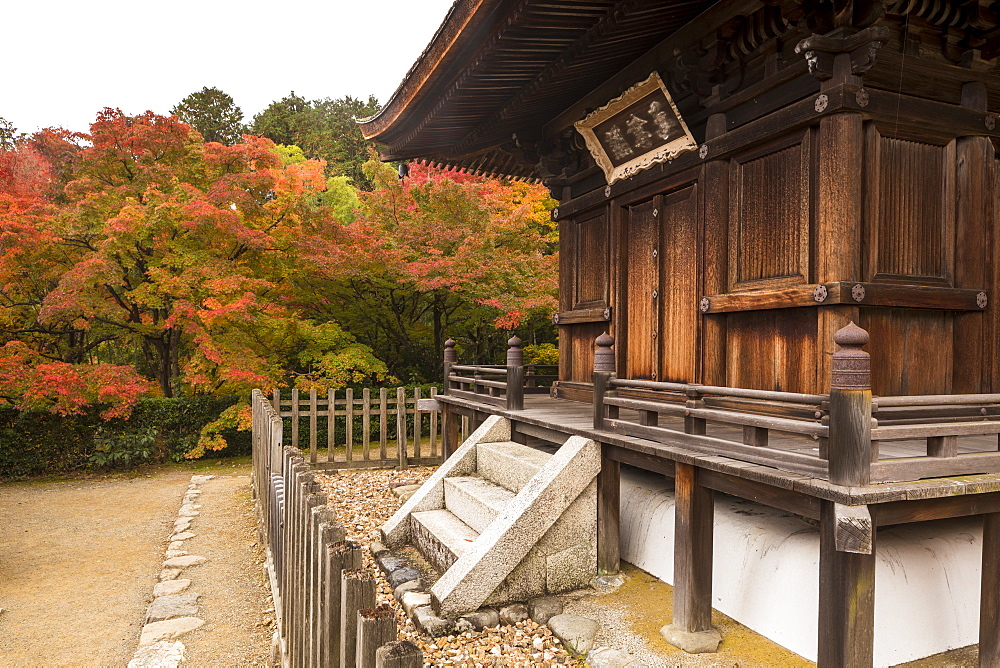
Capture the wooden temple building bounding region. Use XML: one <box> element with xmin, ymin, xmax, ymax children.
<box><xmin>360</xmin><ymin>0</ymin><xmax>1000</xmax><ymax>665</ymax></box>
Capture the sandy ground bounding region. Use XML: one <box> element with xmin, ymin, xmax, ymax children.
<box><xmin>0</xmin><ymin>464</ymin><xmax>270</xmax><ymax>667</ymax></box>
<box><xmin>0</xmin><ymin>470</ymin><xmax>192</xmax><ymax>666</ymax></box>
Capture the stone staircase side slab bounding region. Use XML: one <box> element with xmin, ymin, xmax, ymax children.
<box><xmin>381</xmin><ymin>415</ymin><xmax>510</xmax><ymax>546</ymax></box>
<box><xmin>432</xmin><ymin>435</ymin><xmax>600</xmax><ymax>617</ymax></box>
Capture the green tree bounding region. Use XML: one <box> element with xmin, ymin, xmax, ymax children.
<box><xmin>251</xmin><ymin>93</ymin><xmax>381</xmax><ymax>189</ymax></box>
<box><xmin>0</xmin><ymin>117</ymin><xmax>17</xmax><ymax>150</ymax></box>
<box><xmin>171</xmin><ymin>87</ymin><xmax>246</xmax><ymax>145</ymax></box>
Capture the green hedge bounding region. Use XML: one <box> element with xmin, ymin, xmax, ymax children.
<box><xmin>0</xmin><ymin>396</ymin><xmax>250</xmax><ymax>479</ymax></box>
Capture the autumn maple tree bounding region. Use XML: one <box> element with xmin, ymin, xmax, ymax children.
<box><xmin>0</xmin><ymin>109</ymin><xmax>389</xmax><ymax>415</ymax></box>
<box><xmin>297</xmin><ymin>159</ymin><xmax>558</xmax><ymax>381</ymax></box>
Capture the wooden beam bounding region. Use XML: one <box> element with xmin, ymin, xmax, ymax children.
<box><xmin>597</xmin><ymin>444</ymin><xmax>621</xmax><ymax>575</ymax></box>
<box><xmin>553</xmin><ymin>306</ymin><xmax>611</xmax><ymax>324</ymax></box>
<box><xmin>672</xmin><ymin>462</ymin><xmax>714</xmax><ymax>633</ymax></box>
<box><xmin>606</xmin><ymin>446</ymin><xmax>676</xmax><ymax>477</ymax></box>
<box><xmin>818</xmin><ymin>500</ymin><xmax>875</xmax><ymax>668</ymax></box>
<box><xmin>873</xmin><ymin>492</ymin><xmax>1000</xmax><ymax>526</ymax></box>
<box><xmin>697</xmin><ymin>468</ymin><xmax>820</xmax><ymax>520</ymax></box>
<box><xmin>700</xmin><ymin>282</ymin><xmax>988</xmax><ymax>313</ymax></box>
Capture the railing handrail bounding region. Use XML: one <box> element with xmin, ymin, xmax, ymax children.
<box><xmin>608</xmin><ymin>377</ymin><xmax>827</xmax><ymax>405</ymax></box>
<box><xmin>873</xmin><ymin>393</ymin><xmax>1000</xmax><ymax>408</ymax></box>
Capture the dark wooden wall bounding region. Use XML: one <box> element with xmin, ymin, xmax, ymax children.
<box><xmin>555</xmin><ymin>71</ymin><xmax>998</xmax><ymax>397</ymax></box>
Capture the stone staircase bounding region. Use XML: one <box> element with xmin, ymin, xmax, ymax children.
<box><xmin>381</xmin><ymin>416</ymin><xmax>600</xmax><ymax>617</ymax></box>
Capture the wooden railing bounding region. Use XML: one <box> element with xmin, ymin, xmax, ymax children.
<box><xmin>442</xmin><ymin>335</ymin><xmax>557</xmax><ymax>411</ymax></box>
<box><xmin>272</xmin><ymin>387</ymin><xmax>444</xmax><ymax>470</ymax></box>
<box><xmin>592</xmin><ymin>326</ymin><xmax>1000</xmax><ymax>485</ymax></box>
<box><xmin>591</xmin><ymin>333</ymin><xmax>830</xmax><ymax>479</ymax></box>
<box><xmin>251</xmin><ymin>390</ymin><xmax>424</xmax><ymax>668</ymax></box>
<box><xmin>869</xmin><ymin>394</ymin><xmax>1000</xmax><ymax>483</ymax></box>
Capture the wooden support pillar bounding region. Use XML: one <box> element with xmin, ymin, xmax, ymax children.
<box><xmin>442</xmin><ymin>405</ymin><xmax>459</xmax><ymax>460</ymax></box>
<box><xmin>661</xmin><ymin>462</ymin><xmax>719</xmax><ymax>653</ymax></box>
<box><xmin>597</xmin><ymin>444</ymin><xmax>620</xmax><ymax>574</ymax></box>
<box><xmin>955</xmin><ymin>81</ymin><xmax>995</xmax><ymax>394</ymax></box>
<box><xmin>981</xmin><ymin>512</ymin><xmax>1000</xmax><ymax>666</ymax></box>
<box><xmin>701</xmin><ymin>112</ymin><xmax>728</xmax><ymax>386</ymax></box>
<box><xmin>818</xmin><ymin>500</ymin><xmax>876</xmax><ymax>668</ymax></box>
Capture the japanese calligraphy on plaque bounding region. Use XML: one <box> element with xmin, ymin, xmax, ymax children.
<box><xmin>574</xmin><ymin>72</ymin><xmax>697</xmax><ymax>185</ymax></box>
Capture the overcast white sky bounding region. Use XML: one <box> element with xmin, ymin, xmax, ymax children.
<box><xmin>2</xmin><ymin>0</ymin><xmax>456</xmax><ymax>135</ymax></box>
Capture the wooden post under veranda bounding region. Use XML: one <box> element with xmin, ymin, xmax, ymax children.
<box><xmin>819</xmin><ymin>322</ymin><xmax>875</xmax><ymax>667</ymax></box>
<box><xmin>592</xmin><ymin>332</ymin><xmax>621</xmax><ymax>575</ymax></box>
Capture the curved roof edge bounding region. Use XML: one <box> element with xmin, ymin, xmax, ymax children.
<box><xmin>358</xmin><ymin>0</ymin><xmax>500</xmax><ymax>142</ymax></box>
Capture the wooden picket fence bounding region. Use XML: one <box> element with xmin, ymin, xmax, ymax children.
<box><xmin>252</xmin><ymin>390</ymin><xmax>424</xmax><ymax>668</ymax></box>
<box><xmin>272</xmin><ymin>387</ymin><xmax>448</xmax><ymax>470</ymax></box>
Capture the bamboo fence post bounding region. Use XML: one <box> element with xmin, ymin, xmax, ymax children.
<box><xmin>379</xmin><ymin>388</ymin><xmax>388</xmax><ymax>460</ymax></box>
<box><xmin>376</xmin><ymin>641</ymin><xmax>423</xmax><ymax>668</ymax></box>
<box><xmin>316</xmin><ymin>517</ymin><xmax>344</xmax><ymax>667</ymax></box>
<box><xmin>291</xmin><ymin>388</ymin><xmax>300</xmax><ymax>450</ymax></box>
<box><xmin>327</xmin><ymin>388</ymin><xmax>336</xmax><ymax>463</ymax></box>
<box><xmin>430</xmin><ymin>387</ymin><xmax>438</xmax><ymax>458</ymax></box>
<box><xmin>346</xmin><ymin>388</ymin><xmax>354</xmax><ymax>463</ymax></box>
<box><xmin>309</xmin><ymin>388</ymin><xmax>318</xmax><ymax>463</ymax></box>
<box><xmin>326</xmin><ymin>541</ymin><xmax>361</xmax><ymax>668</ymax></box>
<box><xmin>413</xmin><ymin>387</ymin><xmax>422</xmax><ymax>460</ymax></box>
<box><xmin>396</xmin><ymin>387</ymin><xmax>408</xmax><ymax>469</ymax></box>
<box><xmin>340</xmin><ymin>570</ymin><xmax>376</xmax><ymax>668</ymax></box>
<box><xmin>362</xmin><ymin>388</ymin><xmax>371</xmax><ymax>461</ymax></box>
<box><xmin>356</xmin><ymin>606</ymin><xmax>396</xmax><ymax>667</ymax></box>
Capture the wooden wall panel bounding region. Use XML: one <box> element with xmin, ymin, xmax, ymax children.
<box><xmin>559</xmin><ymin>218</ymin><xmax>574</xmax><ymax>312</ymax></box>
<box><xmin>575</xmin><ymin>213</ymin><xmax>609</xmax><ymax>306</ymax></box>
<box><xmin>623</xmin><ymin>200</ymin><xmax>659</xmax><ymax>380</ymax></box>
<box><xmin>866</xmin><ymin>129</ymin><xmax>955</xmax><ymax>284</ymax></box>
<box><xmin>729</xmin><ymin>135</ymin><xmax>810</xmax><ymax>289</ymax></box>
<box><xmin>659</xmin><ymin>185</ymin><xmax>699</xmax><ymax>383</ymax></box>
<box><xmin>860</xmin><ymin>308</ymin><xmax>953</xmax><ymax>396</ymax></box>
<box><xmin>566</xmin><ymin>322</ymin><xmax>606</xmax><ymax>383</ymax></box>
<box><xmin>725</xmin><ymin>308</ymin><xmax>817</xmax><ymax>393</ymax></box>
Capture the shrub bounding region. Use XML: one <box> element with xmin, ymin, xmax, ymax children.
<box><xmin>0</xmin><ymin>395</ymin><xmax>250</xmax><ymax>478</ymax></box>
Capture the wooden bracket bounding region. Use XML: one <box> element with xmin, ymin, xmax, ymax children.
<box><xmin>834</xmin><ymin>503</ymin><xmax>873</xmax><ymax>554</ymax></box>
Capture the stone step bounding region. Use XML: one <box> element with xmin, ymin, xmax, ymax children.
<box><xmin>444</xmin><ymin>476</ymin><xmax>516</xmax><ymax>533</ymax></box>
<box><xmin>411</xmin><ymin>509</ymin><xmax>480</xmax><ymax>573</ymax></box>
<box><xmin>476</xmin><ymin>441</ymin><xmax>552</xmax><ymax>493</ymax></box>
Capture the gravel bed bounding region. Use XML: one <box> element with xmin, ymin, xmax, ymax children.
<box><xmin>316</xmin><ymin>467</ymin><xmax>582</xmax><ymax>666</ymax></box>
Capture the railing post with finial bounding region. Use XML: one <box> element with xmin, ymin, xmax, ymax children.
<box><xmin>506</xmin><ymin>335</ymin><xmax>525</xmax><ymax>410</ymax></box>
<box><xmin>441</xmin><ymin>338</ymin><xmax>459</xmax><ymax>461</ymax></box>
<box><xmin>593</xmin><ymin>333</ymin><xmax>616</xmax><ymax>430</ymax></box>
<box><xmin>443</xmin><ymin>339</ymin><xmax>457</xmax><ymax>395</ymax></box>
<box><xmin>829</xmin><ymin>322</ymin><xmax>872</xmax><ymax>486</ymax></box>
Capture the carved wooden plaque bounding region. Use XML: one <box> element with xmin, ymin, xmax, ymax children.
<box><xmin>574</xmin><ymin>72</ymin><xmax>697</xmax><ymax>185</ymax></box>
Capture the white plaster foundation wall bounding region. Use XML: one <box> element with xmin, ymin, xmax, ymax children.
<box><xmin>619</xmin><ymin>467</ymin><xmax>983</xmax><ymax>666</ymax></box>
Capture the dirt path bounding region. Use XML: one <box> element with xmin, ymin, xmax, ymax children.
<box><xmin>0</xmin><ymin>465</ymin><xmax>270</xmax><ymax>667</ymax></box>
<box><xmin>177</xmin><ymin>474</ymin><xmax>272</xmax><ymax>665</ymax></box>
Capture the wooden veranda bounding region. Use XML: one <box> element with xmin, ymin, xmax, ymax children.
<box><xmin>437</xmin><ymin>334</ymin><xmax>1000</xmax><ymax>666</ymax></box>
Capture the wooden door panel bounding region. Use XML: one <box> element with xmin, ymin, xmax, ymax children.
<box><xmin>623</xmin><ymin>200</ymin><xmax>659</xmax><ymax>379</ymax></box>
<box><xmin>660</xmin><ymin>185</ymin><xmax>699</xmax><ymax>383</ymax></box>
